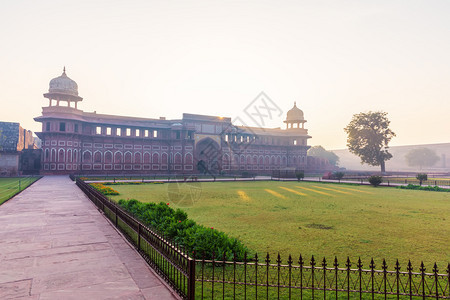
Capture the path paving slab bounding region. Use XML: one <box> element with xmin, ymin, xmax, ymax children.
<box><xmin>0</xmin><ymin>176</ymin><xmax>178</xmax><ymax>300</ymax></box>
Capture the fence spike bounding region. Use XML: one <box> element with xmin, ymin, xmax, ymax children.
<box><xmin>420</xmin><ymin>261</ymin><xmax>426</xmax><ymax>273</ymax></box>
<box><xmin>311</xmin><ymin>255</ymin><xmax>316</xmax><ymax>266</ymax></box>
<box><xmin>432</xmin><ymin>262</ymin><xmax>438</xmax><ymax>274</ymax></box>
<box><xmin>277</xmin><ymin>253</ymin><xmax>282</xmax><ymax>265</ymax></box>
<box><xmin>265</xmin><ymin>252</ymin><xmax>270</xmax><ymax>264</ymax></box>
<box><xmin>395</xmin><ymin>259</ymin><xmax>400</xmax><ymax>271</ymax></box>
<box><xmin>357</xmin><ymin>257</ymin><xmax>363</xmax><ymax>269</ymax></box>
<box><xmin>334</xmin><ymin>256</ymin><xmax>339</xmax><ymax>268</ymax></box>
<box><xmin>298</xmin><ymin>254</ymin><xmax>304</xmax><ymax>266</ymax></box>
<box><xmin>407</xmin><ymin>260</ymin><xmax>413</xmax><ymax>272</ymax></box>
<box><xmin>322</xmin><ymin>257</ymin><xmax>327</xmax><ymax>268</ymax></box>
<box><xmin>288</xmin><ymin>254</ymin><xmax>293</xmax><ymax>265</ymax></box>
<box><xmin>369</xmin><ymin>258</ymin><xmax>375</xmax><ymax>269</ymax></box>
<box><xmin>382</xmin><ymin>259</ymin><xmax>387</xmax><ymax>270</ymax></box>
<box><xmin>255</xmin><ymin>252</ymin><xmax>259</xmax><ymax>263</ymax></box>
<box><xmin>346</xmin><ymin>256</ymin><xmax>351</xmax><ymax>268</ymax></box>
<box><xmin>447</xmin><ymin>263</ymin><xmax>450</xmax><ymax>274</ymax></box>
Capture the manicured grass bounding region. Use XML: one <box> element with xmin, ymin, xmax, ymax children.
<box><xmin>109</xmin><ymin>181</ymin><xmax>450</xmax><ymax>268</ymax></box>
<box><xmin>0</xmin><ymin>177</ymin><xmax>40</xmax><ymax>205</ymax></box>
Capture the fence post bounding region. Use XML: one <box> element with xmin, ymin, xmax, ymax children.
<box><xmin>395</xmin><ymin>260</ymin><xmax>400</xmax><ymax>299</ymax></box>
<box><xmin>407</xmin><ymin>260</ymin><xmax>413</xmax><ymax>299</ymax></box>
<box><xmin>137</xmin><ymin>223</ymin><xmax>141</xmax><ymax>249</ymax></box>
<box><xmin>420</xmin><ymin>262</ymin><xmax>426</xmax><ymax>299</ymax></box>
<box><xmin>187</xmin><ymin>257</ymin><xmax>196</xmax><ymax>300</ymax></box>
<box><xmin>115</xmin><ymin>206</ymin><xmax>118</xmax><ymax>226</ymax></box>
<box><xmin>433</xmin><ymin>263</ymin><xmax>439</xmax><ymax>299</ymax></box>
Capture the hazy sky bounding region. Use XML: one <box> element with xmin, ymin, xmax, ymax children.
<box><xmin>1</xmin><ymin>0</ymin><xmax>449</xmax><ymax>149</ymax></box>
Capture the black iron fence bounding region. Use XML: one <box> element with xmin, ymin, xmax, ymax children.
<box><xmin>76</xmin><ymin>178</ymin><xmax>195</xmax><ymax>299</ymax></box>
<box><xmin>195</xmin><ymin>253</ymin><xmax>449</xmax><ymax>299</ymax></box>
<box><xmin>75</xmin><ymin>178</ymin><xmax>449</xmax><ymax>299</ymax></box>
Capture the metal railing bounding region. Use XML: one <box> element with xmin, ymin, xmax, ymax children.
<box><xmin>76</xmin><ymin>178</ymin><xmax>195</xmax><ymax>299</ymax></box>
<box><xmin>75</xmin><ymin>178</ymin><xmax>449</xmax><ymax>299</ymax></box>
<box><xmin>0</xmin><ymin>176</ymin><xmax>41</xmax><ymax>205</ymax></box>
<box><xmin>195</xmin><ymin>253</ymin><xmax>449</xmax><ymax>299</ymax></box>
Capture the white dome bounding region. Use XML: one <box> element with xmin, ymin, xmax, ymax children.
<box><xmin>48</xmin><ymin>68</ymin><xmax>78</xmax><ymax>96</ymax></box>
<box><xmin>286</xmin><ymin>102</ymin><xmax>304</xmax><ymax>121</ymax></box>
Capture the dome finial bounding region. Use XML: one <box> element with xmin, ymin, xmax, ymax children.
<box><xmin>63</xmin><ymin>66</ymin><xmax>66</xmax><ymax>75</ymax></box>
<box><xmin>294</xmin><ymin>101</ymin><xmax>296</xmax><ymax>107</ymax></box>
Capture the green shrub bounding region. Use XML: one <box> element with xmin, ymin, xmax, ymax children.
<box><xmin>398</xmin><ymin>184</ymin><xmax>449</xmax><ymax>192</ymax></box>
<box><xmin>368</xmin><ymin>175</ymin><xmax>383</xmax><ymax>187</ymax></box>
<box><xmin>117</xmin><ymin>200</ymin><xmax>251</xmax><ymax>260</ymax></box>
<box><xmin>416</xmin><ymin>173</ymin><xmax>428</xmax><ymax>186</ymax></box>
<box><xmin>295</xmin><ymin>170</ymin><xmax>305</xmax><ymax>181</ymax></box>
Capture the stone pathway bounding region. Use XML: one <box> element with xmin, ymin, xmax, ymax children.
<box><xmin>0</xmin><ymin>176</ymin><xmax>178</xmax><ymax>300</ymax></box>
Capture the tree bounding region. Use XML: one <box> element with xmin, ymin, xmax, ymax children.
<box><xmin>344</xmin><ymin>111</ymin><xmax>396</xmax><ymax>173</ymax></box>
<box><xmin>333</xmin><ymin>171</ymin><xmax>345</xmax><ymax>182</ymax></box>
<box><xmin>405</xmin><ymin>148</ymin><xmax>439</xmax><ymax>170</ymax></box>
<box><xmin>308</xmin><ymin>146</ymin><xmax>340</xmax><ymax>166</ymax></box>
<box><xmin>416</xmin><ymin>173</ymin><xmax>428</xmax><ymax>186</ymax></box>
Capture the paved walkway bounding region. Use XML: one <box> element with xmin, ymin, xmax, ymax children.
<box><xmin>0</xmin><ymin>176</ymin><xmax>178</xmax><ymax>300</ymax></box>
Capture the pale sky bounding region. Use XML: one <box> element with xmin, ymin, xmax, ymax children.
<box><xmin>1</xmin><ymin>0</ymin><xmax>449</xmax><ymax>149</ymax></box>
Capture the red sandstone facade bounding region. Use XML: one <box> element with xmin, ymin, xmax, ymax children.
<box><xmin>35</xmin><ymin>70</ymin><xmax>311</xmax><ymax>175</ymax></box>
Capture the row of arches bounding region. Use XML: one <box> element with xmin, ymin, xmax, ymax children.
<box><xmin>44</xmin><ymin>148</ymin><xmax>194</xmax><ymax>165</ymax></box>
<box><xmin>222</xmin><ymin>154</ymin><xmax>307</xmax><ymax>166</ymax></box>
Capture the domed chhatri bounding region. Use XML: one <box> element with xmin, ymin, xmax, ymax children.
<box><xmin>285</xmin><ymin>102</ymin><xmax>304</xmax><ymax>121</ymax></box>
<box><xmin>284</xmin><ymin>102</ymin><xmax>307</xmax><ymax>130</ymax></box>
<box><xmin>44</xmin><ymin>67</ymin><xmax>83</xmax><ymax>108</ymax></box>
<box><xmin>49</xmin><ymin>67</ymin><xmax>79</xmax><ymax>96</ymax></box>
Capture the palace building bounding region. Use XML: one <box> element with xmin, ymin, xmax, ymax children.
<box><xmin>34</xmin><ymin>69</ymin><xmax>312</xmax><ymax>175</ymax></box>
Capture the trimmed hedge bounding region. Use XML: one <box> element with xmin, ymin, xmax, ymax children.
<box><xmin>397</xmin><ymin>184</ymin><xmax>449</xmax><ymax>192</ymax></box>
<box><xmin>118</xmin><ymin>199</ymin><xmax>251</xmax><ymax>260</ymax></box>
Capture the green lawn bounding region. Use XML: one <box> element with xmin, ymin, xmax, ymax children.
<box><xmin>0</xmin><ymin>177</ymin><xmax>40</xmax><ymax>205</ymax></box>
<box><xmin>109</xmin><ymin>180</ymin><xmax>450</xmax><ymax>269</ymax></box>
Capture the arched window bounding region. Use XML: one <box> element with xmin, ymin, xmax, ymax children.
<box><xmin>246</xmin><ymin>155</ymin><xmax>251</xmax><ymax>164</ymax></box>
<box><xmin>125</xmin><ymin>152</ymin><xmax>132</xmax><ymax>163</ymax></box>
<box><xmin>67</xmin><ymin>149</ymin><xmax>72</xmax><ymax>163</ymax></box>
<box><xmin>152</xmin><ymin>153</ymin><xmax>159</xmax><ymax>164</ymax></box>
<box><xmin>174</xmin><ymin>153</ymin><xmax>182</xmax><ymax>164</ymax></box>
<box><xmin>162</xmin><ymin>153</ymin><xmax>168</xmax><ymax>164</ymax></box>
<box><xmin>51</xmin><ymin>149</ymin><xmax>56</xmax><ymax>162</ymax></box>
<box><xmin>258</xmin><ymin>156</ymin><xmax>264</xmax><ymax>165</ymax></box>
<box><xmin>73</xmin><ymin>149</ymin><xmax>78</xmax><ymax>163</ymax></box>
<box><xmin>134</xmin><ymin>152</ymin><xmax>142</xmax><ymax>164</ymax></box>
<box><xmin>114</xmin><ymin>152</ymin><xmax>122</xmax><ymax>163</ymax></box>
<box><xmin>185</xmin><ymin>153</ymin><xmax>193</xmax><ymax>164</ymax></box>
<box><xmin>45</xmin><ymin>149</ymin><xmax>49</xmax><ymax>161</ymax></box>
<box><xmin>265</xmin><ymin>156</ymin><xmax>270</xmax><ymax>165</ymax></box>
<box><xmin>83</xmin><ymin>151</ymin><xmax>91</xmax><ymax>163</ymax></box>
<box><xmin>58</xmin><ymin>149</ymin><xmax>65</xmax><ymax>162</ymax></box>
<box><xmin>144</xmin><ymin>152</ymin><xmax>151</xmax><ymax>164</ymax></box>
<box><xmin>253</xmin><ymin>155</ymin><xmax>258</xmax><ymax>164</ymax></box>
<box><xmin>105</xmin><ymin>152</ymin><xmax>112</xmax><ymax>163</ymax></box>
<box><xmin>94</xmin><ymin>152</ymin><xmax>102</xmax><ymax>163</ymax></box>
<box><xmin>222</xmin><ymin>153</ymin><xmax>230</xmax><ymax>166</ymax></box>
<box><xmin>240</xmin><ymin>155</ymin><xmax>245</xmax><ymax>164</ymax></box>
